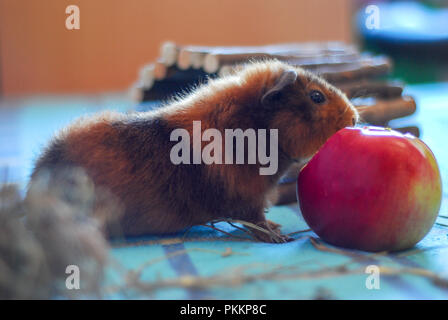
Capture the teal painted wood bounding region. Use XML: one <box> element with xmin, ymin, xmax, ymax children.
<box><xmin>0</xmin><ymin>84</ymin><xmax>447</xmax><ymax>299</ymax></box>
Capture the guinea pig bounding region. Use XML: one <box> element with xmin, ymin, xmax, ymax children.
<box><xmin>29</xmin><ymin>60</ymin><xmax>358</xmax><ymax>243</ymax></box>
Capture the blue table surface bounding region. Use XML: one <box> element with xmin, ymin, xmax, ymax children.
<box><xmin>0</xmin><ymin>84</ymin><xmax>447</xmax><ymax>299</ymax></box>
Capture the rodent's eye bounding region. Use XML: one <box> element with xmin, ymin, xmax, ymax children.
<box><xmin>309</xmin><ymin>90</ymin><xmax>326</xmax><ymax>104</ymax></box>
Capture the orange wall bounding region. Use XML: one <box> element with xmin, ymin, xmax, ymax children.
<box><xmin>0</xmin><ymin>0</ymin><xmax>352</xmax><ymax>96</ymax></box>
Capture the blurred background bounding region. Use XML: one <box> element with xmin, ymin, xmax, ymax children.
<box><xmin>1</xmin><ymin>0</ymin><xmax>447</xmax><ymax>96</ymax></box>
<box><xmin>0</xmin><ymin>0</ymin><xmax>354</xmax><ymax>96</ymax></box>
<box><xmin>1</xmin><ymin>0</ymin><xmax>448</xmax><ymax>301</ymax></box>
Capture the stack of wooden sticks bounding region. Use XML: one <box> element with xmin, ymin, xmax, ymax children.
<box><xmin>132</xmin><ymin>41</ymin><xmax>417</xmax><ymax>133</ymax></box>
<box><xmin>131</xmin><ymin>41</ymin><xmax>419</xmax><ymax>204</ymax></box>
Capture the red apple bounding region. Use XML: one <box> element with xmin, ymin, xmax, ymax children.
<box><xmin>297</xmin><ymin>126</ymin><xmax>442</xmax><ymax>252</ymax></box>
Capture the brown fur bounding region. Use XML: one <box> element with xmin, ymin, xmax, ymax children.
<box><xmin>29</xmin><ymin>60</ymin><xmax>358</xmax><ymax>243</ymax></box>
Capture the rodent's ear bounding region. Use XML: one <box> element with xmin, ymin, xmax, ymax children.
<box><xmin>261</xmin><ymin>69</ymin><xmax>298</xmax><ymax>106</ymax></box>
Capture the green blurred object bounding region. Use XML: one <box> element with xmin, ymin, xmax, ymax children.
<box><xmin>356</xmin><ymin>1</ymin><xmax>448</xmax><ymax>83</ymax></box>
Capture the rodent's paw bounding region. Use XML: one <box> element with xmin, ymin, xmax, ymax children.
<box><xmin>257</xmin><ymin>231</ymin><xmax>293</xmax><ymax>243</ymax></box>
<box><xmin>265</xmin><ymin>219</ymin><xmax>282</xmax><ymax>234</ymax></box>
<box><xmin>252</xmin><ymin>220</ymin><xmax>293</xmax><ymax>243</ymax></box>
<box><xmin>273</xmin><ymin>233</ymin><xmax>294</xmax><ymax>243</ymax></box>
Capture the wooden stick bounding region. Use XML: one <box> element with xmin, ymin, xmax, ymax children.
<box><xmin>154</xmin><ymin>60</ymin><xmax>178</xmax><ymax>80</ymax></box>
<box><xmin>177</xmin><ymin>46</ymin><xmax>209</xmax><ymax>70</ymax></box>
<box><xmin>177</xmin><ymin>49</ymin><xmax>194</xmax><ymax>70</ymax></box>
<box><xmin>336</xmin><ymin>80</ymin><xmax>404</xmax><ymax>99</ymax></box>
<box><xmin>159</xmin><ymin>41</ymin><xmax>179</xmax><ymax>67</ymax></box>
<box><xmin>139</xmin><ymin>64</ymin><xmax>155</xmax><ymax>89</ymax></box>
<box><xmin>158</xmin><ymin>41</ymin><xmax>360</xmax><ymax>76</ymax></box>
<box><xmin>392</xmin><ymin>126</ymin><xmax>420</xmax><ymax>137</ymax></box>
<box><xmin>285</xmin><ymin>51</ymin><xmax>363</xmax><ymax>67</ymax></box>
<box><xmin>319</xmin><ymin>56</ymin><xmax>392</xmax><ymax>83</ymax></box>
<box><xmin>186</xmin><ymin>42</ymin><xmax>356</xmax><ymax>57</ymax></box>
<box><xmin>218</xmin><ymin>65</ymin><xmax>240</xmax><ymax>77</ymax></box>
<box><xmin>128</xmin><ymin>83</ymin><xmax>144</xmax><ymax>103</ymax></box>
<box><xmin>202</xmin><ymin>43</ymin><xmax>358</xmax><ymax>73</ymax></box>
<box><xmin>180</xmin><ymin>51</ymin><xmax>205</xmax><ymax>70</ymax></box>
<box><xmin>356</xmin><ymin>96</ymin><xmax>417</xmax><ymax>125</ymax></box>
<box><xmin>206</xmin><ymin>52</ymin><xmax>359</xmax><ymax>74</ymax></box>
<box><xmin>154</xmin><ymin>60</ymin><xmax>168</xmax><ymax>80</ymax></box>
<box><xmin>204</xmin><ymin>53</ymin><xmax>263</xmax><ymax>73</ymax></box>
<box><xmin>215</xmin><ymin>55</ymin><xmax>388</xmax><ymax>84</ymax></box>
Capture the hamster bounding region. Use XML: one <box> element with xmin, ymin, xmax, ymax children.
<box><xmin>29</xmin><ymin>60</ymin><xmax>358</xmax><ymax>243</ymax></box>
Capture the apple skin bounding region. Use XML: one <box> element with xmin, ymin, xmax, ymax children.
<box><xmin>297</xmin><ymin>126</ymin><xmax>442</xmax><ymax>252</ymax></box>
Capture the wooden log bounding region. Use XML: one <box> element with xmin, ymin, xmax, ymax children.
<box><xmin>218</xmin><ymin>64</ymin><xmax>240</xmax><ymax>77</ymax></box>
<box><xmin>154</xmin><ymin>60</ymin><xmax>178</xmax><ymax>80</ymax></box>
<box><xmin>177</xmin><ymin>46</ymin><xmax>210</xmax><ymax>70</ymax></box>
<box><xmin>204</xmin><ymin>53</ymin><xmax>264</xmax><ymax>73</ymax></box>
<box><xmin>157</xmin><ymin>41</ymin><xmax>360</xmax><ymax>76</ymax></box>
<box><xmin>154</xmin><ymin>60</ymin><xmax>168</xmax><ymax>80</ymax></box>
<box><xmin>202</xmin><ymin>42</ymin><xmax>358</xmax><ymax>73</ymax></box>
<box><xmin>319</xmin><ymin>56</ymin><xmax>392</xmax><ymax>83</ymax></box>
<box><xmin>215</xmin><ymin>55</ymin><xmax>389</xmax><ymax>84</ymax></box>
<box><xmin>286</xmin><ymin>50</ymin><xmax>365</xmax><ymax>67</ymax></box>
<box><xmin>204</xmin><ymin>51</ymin><xmax>362</xmax><ymax>74</ymax></box>
<box><xmin>289</xmin><ymin>56</ymin><xmax>358</xmax><ymax>70</ymax></box>
<box><xmin>128</xmin><ymin>82</ymin><xmax>144</xmax><ymax>103</ymax></box>
<box><xmin>336</xmin><ymin>80</ymin><xmax>404</xmax><ymax>99</ymax></box>
<box><xmin>272</xmin><ymin>41</ymin><xmax>357</xmax><ymax>55</ymax></box>
<box><xmin>392</xmin><ymin>126</ymin><xmax>420</xmax><ymax>138</ymax></box>
<box><xmin>159</xmin><ymin>41</ymin><xmax>179</xmax><ymax>67</ymax></box>
<box><xmin>191</xmin><ymin>52</ymin><xmax>205</xmax><ymax>69</ymax></box>
<box><xmin>178</xmin><ymin>51</ymin><xmax>205</xmax><ymax>70</ymax></box>
<box><xmin>356</xmin><ymin>96</ymin><xmax>417</xmax><ymax>125</ymax></box>
<box><xmin>139</xmin><ymin>64</ymin><xmax>155</xmax><ymax>89</ymax></box>
<box><xmin>186</xmin><ymin>42</ymin><xmax>355</xmax><ymax>57</ymax></box>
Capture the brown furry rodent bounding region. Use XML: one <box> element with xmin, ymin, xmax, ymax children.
<box><xmin>29</xmin><ymin>60</ymin><xmax>358</xmax><ymax>243</ymax></box>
